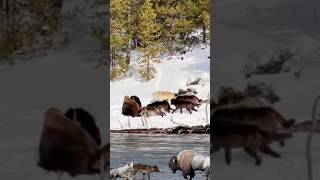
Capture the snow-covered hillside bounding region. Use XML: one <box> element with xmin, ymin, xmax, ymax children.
<box><xmin>110</xmin><ymin>44</ymin><xmax>210</xmax><ymax>130</ymax></box>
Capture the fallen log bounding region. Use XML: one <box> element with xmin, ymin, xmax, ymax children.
<box><xmin>110</xmin><ymin>125</ymin><xmax>210</xmax><ymax>134</ymax></box>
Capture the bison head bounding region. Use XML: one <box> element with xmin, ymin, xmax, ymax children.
<box><xmin>168</xmin><ymin>156</ymin><xmax>179</xmax><ymax>173</ymax></box>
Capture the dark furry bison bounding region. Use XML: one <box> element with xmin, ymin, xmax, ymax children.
<box><xmin>122</xmin><ymin>96</ymin><xmax>141</xmax><ymax>117</ymax></box>
<box><xmin>38</xmin><ymin>108</ymin><xmax>108</xmax><ymax>178</ymax></box>
<box><xmin>65</xmin><ymin>107</ymin><xmax>102</xmax><ymax>146</ymax></box>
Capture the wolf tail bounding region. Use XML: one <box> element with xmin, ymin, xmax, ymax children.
<box><xmin>265</xmin><ymin>131</ymin><xmax>293</xmax><ymax>141</ymax></box>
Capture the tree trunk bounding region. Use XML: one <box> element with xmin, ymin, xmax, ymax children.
<box><xmin>147</xmin><ymin>56</ymin><xmax>150</xmax><ymax>80</ymax></box>
<box><xmin>125</xmin><ymin>48</ymin><xmax>130</xmax><ymax>66</ymax></box>
<box><xmin>202</xmin><ymin>25</ymin><xmax>206</xmax><ymax>44</ymax></box>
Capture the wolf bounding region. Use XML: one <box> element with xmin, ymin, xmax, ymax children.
<box><xmin>175</xmin><ymin>95</ymin><xmax>202</xmax><ymax>108</ymax></box>
<box><xmin>147</xmin><ymin>100</ymin><xmax>173</xmax><ymax>113</ymax></box>
<box><xmin>211</xmin><ymin>107</ymin><xmax>295</xmax><ymax>146</ymax></box>
<box><xmin>152</xmin><ymin>91</ymin><xmax>176</xmax><ymax>102</ymax></box>
<box><xmin>138</xmin><ymin>106</ymin><xmax>166</xmax><ymax>127</ymax></box>
<box><xmin>132</xmin><ymin>164</ymin><xmax>160</xmax><ymax>180</ymax></box>
<box><xmin>110</xmin><ymin>162</ymin><xmax>135</xmax><ymax>180</ymax></box>
<box><xmin>176</xmin><ymin>88</ymin><xmax>198</xmax><ymax>96</ymax></box>
<box><xmin>212</xmin><ymin>122</ymin><xmax>292</xmax><ymax>165</ymax></box>
<box><xmin>171</xmin><ymin>99</ymin><xmax>198</xmax><ymax>114</ymax></box>
<box><xmin>139</xmin><ymin>106</ymin><xmax>166</xmax><ymax>117</ymax></box>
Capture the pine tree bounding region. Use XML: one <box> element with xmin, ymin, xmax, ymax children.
<box><xmin>195</xmin><ymin>0</ymin><xmax>210</xmax><ymax>43</ymax></box>
<box><xmin>137</xmin><ymin>0</ymin><xmax>161</xmax><ymax>81</ymax></box>
<box><xmin>110</xmin><ymin>0</ymin><xmax>132</xmax><ymax>80</ymax></box>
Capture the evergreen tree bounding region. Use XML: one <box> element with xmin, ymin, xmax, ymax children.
<box><xmin>109</xmin><ymin>0</ymin><xmax>210</xmax><ymax>81</ymax></box>
<box><xmin>137</xmin><ymin>0</ymin><xmax>161</xmax><ymax>80</ymax></box>
<box><xmin>110</xmin><ymin>0</ymin><xmax>132</xmax><ymax>80</ymax></box>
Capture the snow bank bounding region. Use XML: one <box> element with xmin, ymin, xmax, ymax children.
<box><xmin>110</xmin><ymin>44</ymin><xmax>210</xmax><ymax>130</ymax></box>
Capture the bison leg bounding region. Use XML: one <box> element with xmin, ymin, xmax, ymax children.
<box><xmin>259</xmin><ymin>144</ymin><xmax>281</xmax><ymax>158</ymax></box>
<box><xmin>224</xmin><ymin>148</ymin><xmax>232</xmax><ymax>165</ymax></box>
<box><xmin>127</xmin><ymin>117</ymin><xmax>131</xmax><ymax>128</ymax></box>
<box><xmin>244</xmin><ymin>147</ymin><xmax>262</xmax><ymax>166</ymax></box>
<box><xmin>182</xmin><ymin>171</ymin><xmax>189</xmax><ymax>179</ymax></box>
<box><xmin>188</xmin><ymin>169</ymin><xmax>195</xmax><ymax>180</ymax></box>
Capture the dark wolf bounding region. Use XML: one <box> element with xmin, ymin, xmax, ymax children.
<box><xmin>147</xmin><ymin>100</ymin><xmax>173</xmax><ymax>113</ymax></box>
<box><xmin>175</xmin><ymin>95</ymin><xmax>202</xmax><ymax>108</ymax></box>
<box><xmin>212</xmin><ymin>107</ymin><xmax>295</xmax><ymax>146</ymax></box>
<box><xmin>171</xmin><ymin>99</ymin><xmax>198</xmax><ymax>114</ymax></box>
<box><xmin>212</xmin><ymin>122</ymin><xmax>292</xmax><ymax>165</ymax></box>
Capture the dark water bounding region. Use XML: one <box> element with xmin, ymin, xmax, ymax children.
<box><xmin>110</xmin><ymin>133</ymin><xmax>210</xmax><ymax>180</ymax></box>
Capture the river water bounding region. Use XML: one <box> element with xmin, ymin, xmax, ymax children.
<box><xmin>110</xmin><ymin>133</ymin><xmax>210</xmax><ymax>180</ymax></box>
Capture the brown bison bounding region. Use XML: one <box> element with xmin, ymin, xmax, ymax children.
<box><xmin>122</xmin><ymin>96</ymin><xmax>141</xmax><ymax>117</ymax></box>
<box><xmin>38</xmin><ymin>108</ymin><xmax>108</xmax><ymax>179</ymax></box>
<box><xmin>65</xmin><ymin>107</ymin><xmax>102</xmax><ymax>146</ymax></box>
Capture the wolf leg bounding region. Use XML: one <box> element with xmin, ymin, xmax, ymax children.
<box><xmin>259</xmin><ymin>144</ymin><xmax>281</xmax><ymax>158</ymax></box>
<box><xmin>191</xmin><ymin>107</ymin><xmax>198</xmax><ymax>112</ymax></box>
<box><xmin>57</xmin><ymin>171</ymin><xmax>62</xmax><ymax>180</ymax></box>
<box><xmin>278</xmin><ymin>140</ymin><xmax>285</xmax><ymax>147</ymax></box>
<box><xmin>187</xmin><ymin>107</ymin><xmax>192</xmax><ymax>114</ymax></box>
<box><xmin>172</xmin><ymin>108</ymin><xmax>178</xmax><ymax>114</ymax></box>
<box><xmin>244</xmin><ymin>147</ymin><xmax>262</xmax><ymax>166</ymax></box>
<box><xmin>224</xmin><ymin>148</ymin><xmax>232</xmax><ymax>165</ymax></box>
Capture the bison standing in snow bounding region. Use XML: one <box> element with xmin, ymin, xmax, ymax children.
<box><xmin>65</xmin><ymin>107</ymin><xmax>102</xmax><ymax>146</ymax></box>
<box><xmin>38</xmin><ymin>108</ymin><xmax>109</xmax><ymax>179</ymax></box>
<box><xmin>122</xmin><ymin>96</ymin><xmax>141</xmax><ymax>117</ymax></box>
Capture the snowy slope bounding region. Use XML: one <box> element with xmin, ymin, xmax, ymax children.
<box><xmin>110</xmin><ymin>44</ymin><xmax>210</xmax><ymax>130</ymax></box>
<box><xmin>0</xmin><ymin>0</ymin><xmax>108</xmax><ymax>179</ymax></box>
<box><xmin>213</xmin><ymin>0</ymin><xmax>320</xmax><ymax>179</ymax></box>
